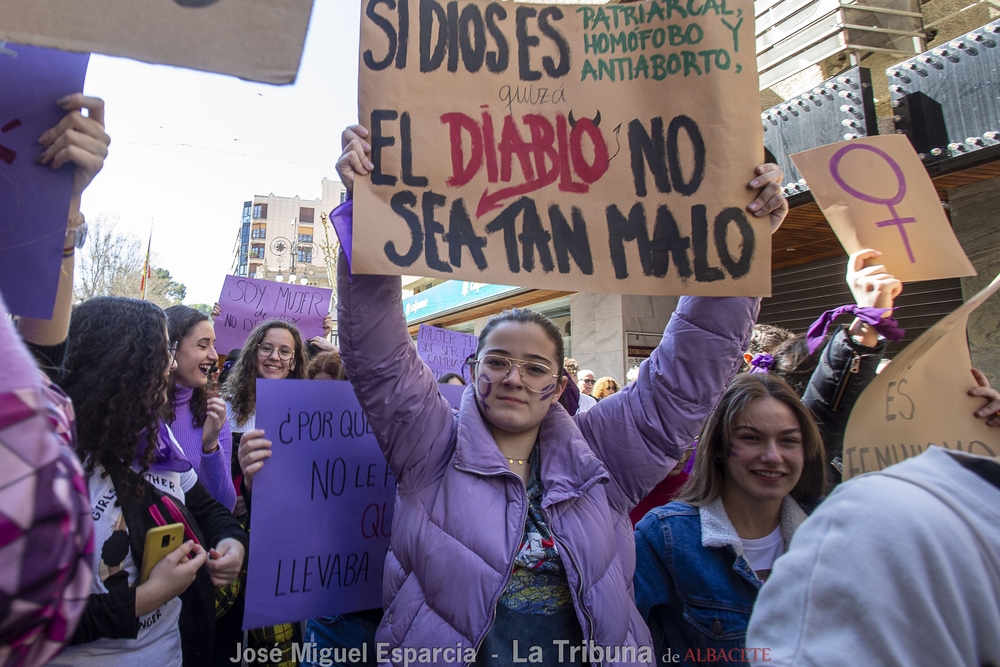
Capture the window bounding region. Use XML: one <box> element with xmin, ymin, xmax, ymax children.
<box><xmin>340</xmin><ymin>191</ymin><xmax>347</xmax><ymax>204</ymax></box>
<box><xmin>253</xmin><ymin>203</ymin><xmax>267</xmax><ymax>219</ymax></box>
<box><xmin>250</xmin><ymin>245</ymin><xmax>265</xmax><ymax>259</ymax></box>
<box><xmin>299</xmin><ymin>207</ymin><xmax>315</xmax><ymax>223</ymax></box>
<box><xmin>297</xmin><ymin>249</ymin><xmax>312</xmax><ymax>263</ymax></box>
<box><xmin>298</xmin><ymin>233</ymin><xmax>313</xmax><ymax>243</ymax></box>
<box><xmin>251</xmin><ymin>228</ymin><xmax>267</xmax><ymax>239</ymax></box>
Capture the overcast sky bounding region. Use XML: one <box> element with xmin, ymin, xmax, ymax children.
<box><xmin>80</xmin><ymin>0</ymin><xmax>360</xmax><ymax>305</ymax></box>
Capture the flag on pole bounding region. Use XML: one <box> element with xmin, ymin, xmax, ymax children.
<box><xmin>140</xmin><ymin>222</ymin><xmax>153</xmax><ymax>300</ymax></box>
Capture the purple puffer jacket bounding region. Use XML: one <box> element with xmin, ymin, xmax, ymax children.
<box><xmin>338</xmin><ymin>257</ymin><xmax>757</xmax><ymax>666</ymax></box>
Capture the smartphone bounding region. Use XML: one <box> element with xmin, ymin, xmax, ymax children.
<box><xmin>139</xmin><ymin>523</ymin><xmax>184</xmax><ymax>584</ymax></box>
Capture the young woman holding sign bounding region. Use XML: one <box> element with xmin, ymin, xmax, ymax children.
<box><xmin>332</xmin><ymin>125</ymin><xmax>788</xmax><ymax>665</ymax></box>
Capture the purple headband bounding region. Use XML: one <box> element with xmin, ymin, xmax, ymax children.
<box><xmin>748</xmin><ymin>353</ymin><xmax>774</xmax><ymax>374</ymax></box>
<box><xmin>806</xmin><ymin>305</ymin><xmax>905</xmax><ymax>354</ymax></box>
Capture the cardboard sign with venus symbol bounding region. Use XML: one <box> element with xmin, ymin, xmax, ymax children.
<box><xmin>792</xmin><ymin>135</ymin><xmax>975</xmax><ymax>282</ymax></box>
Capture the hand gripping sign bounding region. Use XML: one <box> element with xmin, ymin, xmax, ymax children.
<box><xmin>352</xmin><ymin>0</ymin><xmax>769</xmax><ymax>297</ymax></box>
<box><xmin>792</xmin><ymin>135</ymin><xmax>975</xmax><ymax>282</ymax></box>
<box><xmin>842</xmin><ymin>272</ymin><xmax>1000</xmax><ymax>480</ymax></box>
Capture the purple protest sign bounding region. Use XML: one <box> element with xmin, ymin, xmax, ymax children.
<box><xmin>416</xmin><ymin>324</ymin><xmax>478</xmax><ymax>382</ymax></box>
<box><xmin>0</xmin><ymin>43</ymin><xmax>89</xmax><ymax>318</ymax></box>
<box><xmin>213</xmin><ymin>275</ymin><xmax>331</xmax><ymax>355</ymax></box>
<box><xmin>245</xmin><ymin>379</ymin><xmax>395</xmax><ymax>629</ymax></box>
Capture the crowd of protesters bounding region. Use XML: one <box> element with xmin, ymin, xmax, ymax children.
<box><xmin>1</xmin><ymin>93</ymin><xmax>998</xmax><ymax>667</ymax></box>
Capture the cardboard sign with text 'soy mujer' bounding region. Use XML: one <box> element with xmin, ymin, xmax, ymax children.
<box><xmin>842</xmin><ymin>272</ymin><xmax>1000</xmax><ymax>481</ymax></box>
<box><xmin>791</xmin><ymin>135</ymin><xmax>975</xmax><ymax>283</ymax></box>
<box><xmin>353</xmin><ymin>0</ymin><xmax>769</xmax><ymax>297</ymax></box>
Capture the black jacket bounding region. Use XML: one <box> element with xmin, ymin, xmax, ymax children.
<box><xmin>802</xmin><ymin>327</ymin><xmax>887</xmax><ymax>488</ymax></box>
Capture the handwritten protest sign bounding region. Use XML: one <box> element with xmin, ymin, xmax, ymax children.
<box><xmin>842</xmin><ymin>272</ymin><xmax>1000</xmax><ymax>481</ymax></box>
<box><xmin>245</xmin><ymin>379</ymin><xmax>464</xmax><ymax>628</ymax></box>
<box><xmin>354</xmin><ymin>0</ymin><xmax>768</xmax><ymax>297</ymax></box>
<box><xmin>417</xmin><ymin>324</ymin><xmax>478</xmax><ymax>381</ymax></box>
<box><xmin>0</xmin><ymin>0</ymin><xmax>312</xmax><ymax>84</ymax></box>
<box><xmin>213</xmin><ymin>275</ymin><xmax>331</xmax><ymax>355</ymax></box>
<box><xmin>0</xmin><ymin>43</ymin><xmax>89</xmax><ymax>319</ymax></box>
<box><xmin>791</xmin><ymin>135</ymin><xmax>975</xmax><ymax>283</ymax></box>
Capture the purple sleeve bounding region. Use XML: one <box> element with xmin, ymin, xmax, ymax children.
<box><xmin>0</xmin><ymin>292</ymin><xmax>94</xmax><ymax>666</ymax></box>
<box><xmin>575</xmin><ymin>295</ymin><xmax>758</xmax><ymax>514</ymax></box>
<box><xmin>198</xmin><ymin>419</ymin><xmax>236</xmax><ymax>512</ymax></box>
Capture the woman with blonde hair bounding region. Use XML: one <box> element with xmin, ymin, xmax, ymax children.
<box><xmin>634</xmin><ymin>373</ymin><xmax>826</xmax><ymax>663</ymax></box>
<box><xmin>592</xmin><ymin>376</ymin><xmax>621</xmax><ymax>400</ymax></box>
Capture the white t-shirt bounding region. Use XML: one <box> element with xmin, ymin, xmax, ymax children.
<box><xmin>51</xmin><ymin>457</ymin><xmax>198</xmax><ymax>667</ymax></box>
<box><xmin>226</xmin><ymin>402</ymin><xmax>256</xmax><ymax>434</ymax></box>
<box><xmin>740</xmin><ymin>525</ymin><xmax>784</xmax><ymax>578</ymax></box>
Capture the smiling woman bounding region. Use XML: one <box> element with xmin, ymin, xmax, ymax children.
<box><xmin>633</xmin><ymin>373</ymin><xmax>826</xmax><ymax>662</ymax></box>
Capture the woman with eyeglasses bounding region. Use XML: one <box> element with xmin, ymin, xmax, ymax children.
<box><xmin>331</xmin><ymin>125</ymin><xmax>789</xmax><ymax>665</ymax></box>
<box><xmin>222</xmin><ymin>319</ymin><xmax>307</xmax><ymax>665</ymax></box>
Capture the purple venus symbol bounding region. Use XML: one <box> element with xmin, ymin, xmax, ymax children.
<box><xmin>829</xmin><ymin>143</ymin><xmax>916</xmax><ymax>263</ymax></box>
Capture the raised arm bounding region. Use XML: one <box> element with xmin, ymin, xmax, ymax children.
<box><xmin>334</xmin><ymin>126</ymin><xmax>456</xmax><ymax>492</ymax></box>
<box><xmin>576</xmin><ymin>295</ymin><xmax>757</xmax><ymax>513</ymax></box>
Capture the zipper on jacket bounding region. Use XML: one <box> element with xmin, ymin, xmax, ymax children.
<box><xmin>465</xmin><ymin>468</ymin><xmax>529</xmax><ymax>667</ymax></box>
<box><xmin>831</xmin><ymin>353</ymin><xmax>861</xmax><ymax>413</ymax></box>
<box><xmin>550</xmin><ymin>531</ymin><xmax>597</xmax><ymax>657</ymax></box>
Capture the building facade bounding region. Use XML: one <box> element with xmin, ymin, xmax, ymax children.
<box><xmin>231</xmin><ymin>177</ymin><xmax>347</xmax><ymax>289</ymax></box>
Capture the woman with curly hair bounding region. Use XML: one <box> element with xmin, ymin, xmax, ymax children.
<box><xmin>165</xmin><ymin>306</ymin><xmax>235</xmax><ymax>511</ymax></box>
<box><xmin>592</xmin><ymin>376</ymin><xmax>621</xmax><ymax>400</ymax></box>
<box><xmin>51</xmin><ymin>297</ymin><xmax>247</xmax><ymax>667</ymax></box>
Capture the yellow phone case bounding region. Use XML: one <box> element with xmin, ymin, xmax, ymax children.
<box><xmin>139</xmin><ymin>523</ymin><xmax>184</xmax><ymax>584</ymax></box>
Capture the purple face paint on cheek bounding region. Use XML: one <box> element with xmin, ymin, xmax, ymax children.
<box><xmin>537</xmin><ymin>383</ymin><xmax>557</xmax><ymax>401</ymax></box>
<box><xmin>477</xmin><ymin>374</ymin><xmax>492</xmax><ymax>411</ymax></box>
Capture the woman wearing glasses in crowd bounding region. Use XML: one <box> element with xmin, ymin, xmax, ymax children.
<box><xmin>223</xmin><ymin>319</ymin><xmax>307</xmax><ymax>665</ymax></box>
<box><xmin>329</xmin><ymin>125</ymin><xmax>789</xmax><ymax>665</ymax></box>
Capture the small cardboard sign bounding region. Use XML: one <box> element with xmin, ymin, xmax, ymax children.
<box><xmin>214</xmin><ymin>275</ymin><xmax>331</xmax><ymax>355</ymax></box>
<box><xmin>354</xmin><ymin>0</ymin><xmax>769</xmax><ymax>297</ymax></box>
<box><xmin>0</xmin><ymin>0</ymin><xmax>313</xmax><ymax>84</ymax></box>
<box><xmin>0</xmin><ymin>43</ymin><xmax>89</xmax><ymax>319</ymax></box>
<box><xmin>416</xmin><ymin>324</ymin><xmax>478</xmax><ymax>381</ymax></box>
<box><xmin>791</xmin><ymin>135</ymin><xmax>975</xmax><ymax>282</ymax></box>
<box><xmin>842</xmin><ymin>272</ymin><xmax>1000</xmax><ymax>480</ymax></box>
<box><xmin>244</xmin><ymin>379</ymin><xmax>463</xmax><ymax>628</ymax></box>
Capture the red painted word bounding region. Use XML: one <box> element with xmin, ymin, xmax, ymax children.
<box><xmin>685</xmin><ymin>647</ymin><xmax>772</xmax><ymax>662</ymax></box>
<box><xmin>440</xmin><ymin>109</ymin><xmax>610</xmax><ymax>216</ymax></box>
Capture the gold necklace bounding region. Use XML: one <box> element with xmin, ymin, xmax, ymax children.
<box><xmin>506</xmin><ymin>457</ymin><xmax>527</xmax><ymax>465</ymax></box>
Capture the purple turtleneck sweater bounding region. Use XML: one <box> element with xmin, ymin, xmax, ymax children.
<box><xmin>170</xmin><ymin>384</ymin><xmax>236</xmax><ymax>511</ymax></box>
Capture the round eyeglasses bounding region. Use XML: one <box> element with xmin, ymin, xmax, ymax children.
<box><xmin>258</xmin><ymin>342</ymin><xmax>294</xmax><ymax>361</ymax></box>
<box><xmin>469</xmin><ymin>355</ymin><xmax>560</xmax><ymax>393</ymax></box>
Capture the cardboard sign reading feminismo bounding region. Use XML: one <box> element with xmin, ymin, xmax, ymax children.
<box><xmin>0</xmin><ymin>0</ymin><xmax>312</xmax><ymax>84</ymax></box>
<box><xmin>0</xmin><ymin>44</ymin><xmax>89</xmax><ymax>319</ymax></box>
<box><xmin>417</xmin><ymin>324</ymin><xmax>477</xmax><ymax>381</ymax></box>
<box><xmin>245</xmin><ymin>380</ymin><xmax>463</xmax><ymax>629</ymax></box>
<box><xmin>214</xmin><ymin>275</ymin><xmax>331</xmax><ymax>355</ymax></box>
<box><xmin>842</xmin><ymin>273</ymin><xmax>1000</xmax><ymax>481</ymax></box>
<box><xmin>792</xmin><ymin>135</ymin><xmax>975</xmax><ymax>283</ymax></box>
<box><xmin>355</xmin><ymin>0</ymin><xmax>768</xmax><ymax>297</ymax></box>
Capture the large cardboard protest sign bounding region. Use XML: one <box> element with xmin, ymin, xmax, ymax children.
<box><xmin>417</xmin><ymin>324</ymin><xmax>477</xmax><ymax>381</ymax></box>
<box><xmin>842</xmin><ymin>272</ymin><xmax>1000</xmax><ymax>481</ymax></box>
<box><xmin>354</xmin><ymin>0</ymin><xmax>768</xmax><ymax>297</ymax></box>
<box><xmin>245</xmin><ymin>380</ymin><xmax>463</xmax><ymax>629</ymax></box>
<box><xmin>214</xmin><ymin>275</ymin><xmax>331</xmax><ymax>355</ymax></box>
<box><xmin>792</xmin><ymin>135</ymin><xmax>975</xmax><ymax>283</ymax></box>
<box><xmin>0</xmin><ymin>43</ymin><xmax>89</xmax><ymax>319</ymax></box>
<box><xmin>0</xmin><ymin>0</ymin><xmax>313</xmax><ymax>85</ymax></box>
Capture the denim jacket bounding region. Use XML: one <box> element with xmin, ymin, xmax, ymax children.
<box><xmin>633</xmin><ymin>498</ymin><xmax>807</xmax><ymax>666</ymax></box>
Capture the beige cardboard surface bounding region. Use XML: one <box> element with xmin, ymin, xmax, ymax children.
<box><xmin>0</xmin><ymin>0</ymin><xmax>313</xmax><ymax>84</ymax></box>
<box><xmin>792</xmin><ymin>135</ymin><xmax>975</xmax><ymax>283</ymax></box>
<box><xmin>842</xmin><ymin>272</ymin><xmax>1000</xmax><ymax>480</ymax></box>
<box><xmin>355</xmin><ymin>0</ymin><xmax>768</xmax><ymax>296</ymax></box>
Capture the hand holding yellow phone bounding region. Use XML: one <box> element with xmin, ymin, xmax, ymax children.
<box><xmin>139</xmin><ymin>523</ymin><xmax>184</xmax><ymax>584</ymax></box>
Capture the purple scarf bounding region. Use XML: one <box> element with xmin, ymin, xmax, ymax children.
<box><xmin>135</xmin><ymin>419</ymin><xmax>193</xmax><ymax>473</ymax></box>
<box><xmin>806</xmin><ymin>305</ymin><xmax>905</xmax><ymax>354</ymax></box>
